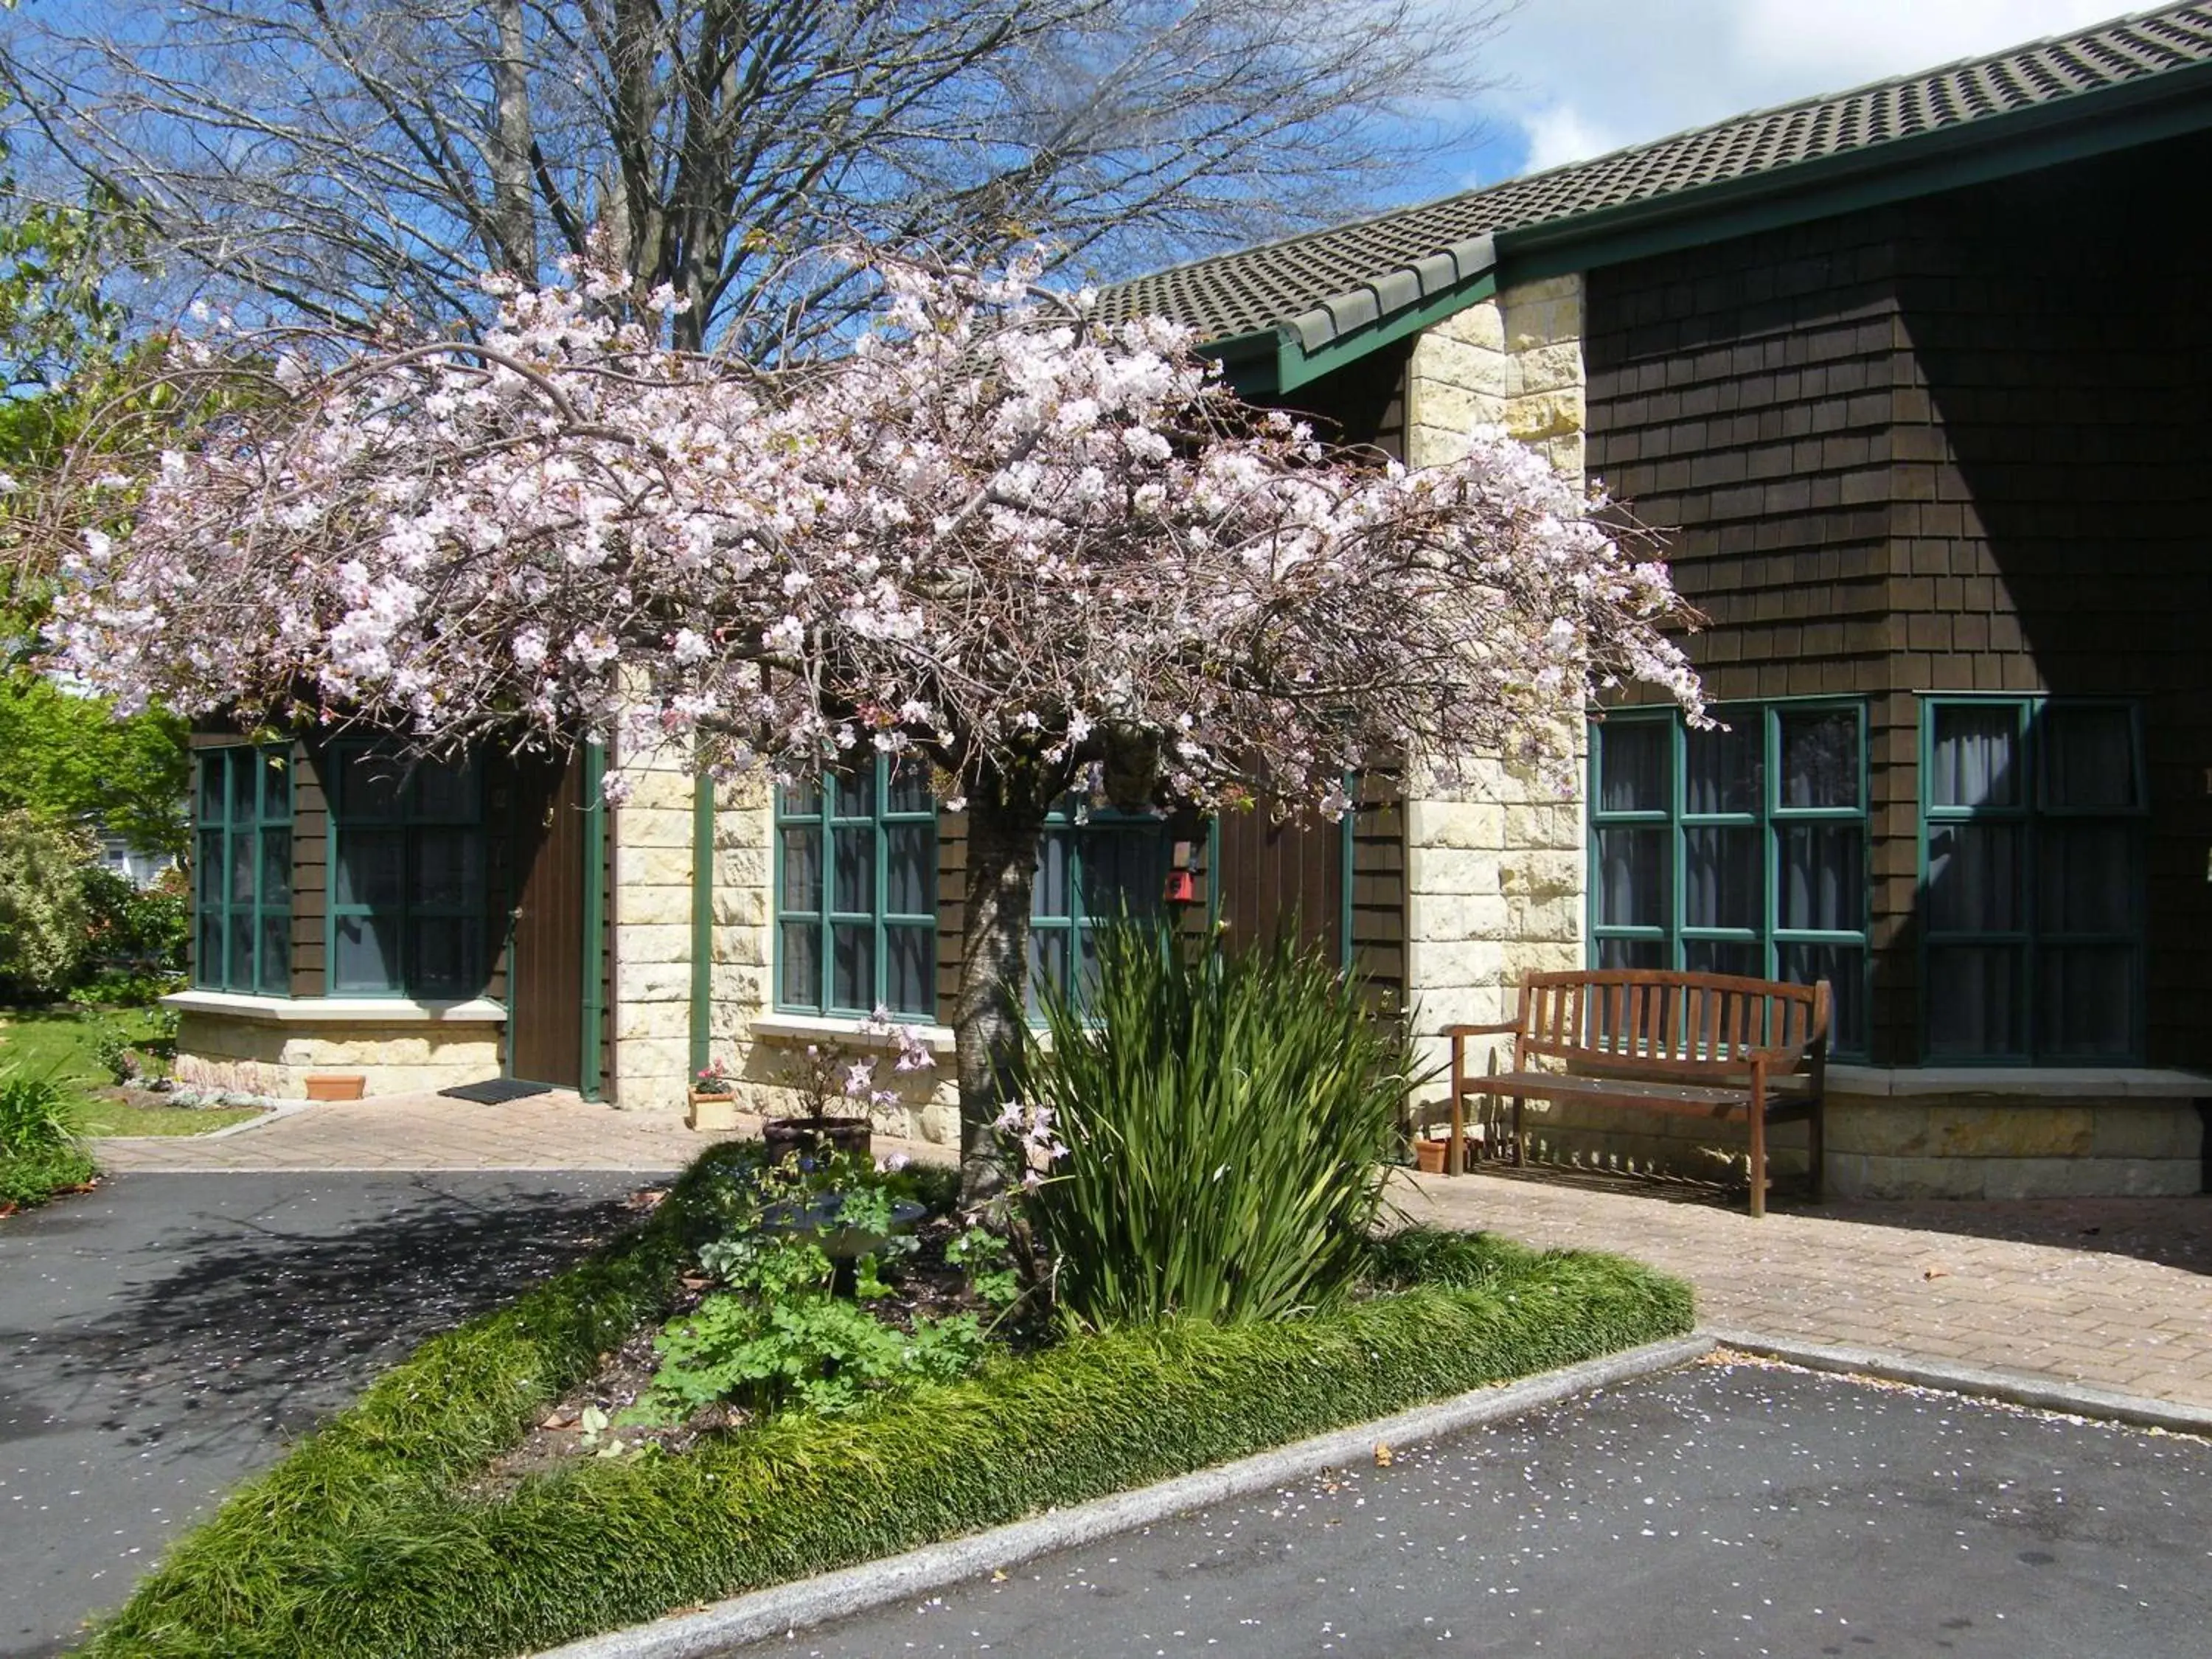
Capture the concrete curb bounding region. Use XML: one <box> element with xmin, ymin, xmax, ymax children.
<box><xmin>532</xmin><ymin>1333</ymin><xmax>1717</xmax><ymax>1659</ymax></box>
<box><xmin>1708</xmin><ymin>1329</ymin><xmax>2212</xmax><ymax>1439</ymax></box>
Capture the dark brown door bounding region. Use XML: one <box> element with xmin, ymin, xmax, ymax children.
<box><xmin>507</xmin><ymin>753</ymin><xmax>585</xmax><ymax>1088</ymax></box>
<box><xmin>1212</xmin><ymin>810</ymin><xmax>1344</xmax><ymax>965</ymax></box>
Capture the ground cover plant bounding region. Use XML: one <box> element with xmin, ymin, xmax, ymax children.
<box><xmin>0</xmin><ymin>1066</ymin><xmax>97</xmax><ymax>1209</ymax></box>
<box><xmin>78</xmin><ymin>1126</ymin><xmax>1691</xmax><ymax>1658</ymax></box>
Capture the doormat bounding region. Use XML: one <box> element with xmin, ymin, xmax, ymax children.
<box><xmin>439</xmin><ymin>1078</ymin><xmax>554</xmax><ymax>1105</ymax></box>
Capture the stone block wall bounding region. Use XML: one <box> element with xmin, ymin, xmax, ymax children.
<box><xmin>1824</xmin><ymin>1094</ymin><xmax>2203</xmax><ymax>1199</ymax></box>
<box><xmin>1405</xmin><ymin>274</ymin><xmax>1586</xmax><ymax>475</ymax></box>
<box><xmin>1470</xmin><ymin>1090</ymin><xmax>2203</xmax><ymax>1200</ymax></box>
<box><xmin>1401</xmin><ymin>275</ymin><xmax>1590</xmax><ymax>1119</ymax></box>
<box><xmin>608</xmin><ymin>742</ymin><xmax>698</xmax><ymax>1112</ymax></box>
<box><xmin>706</xmin><ymin>772</ymin><xmax>774</xmax><ymax>1070</ymax></box>
<box><xmin>1401</xmin><ymin>765</ymin><xmax>1584</xmax><ymax>1122</ymax></box>
<box><xmin>174</xmin><ymin>1012</ymin><xmax>504</xmax><ymax>1099</ymax></box>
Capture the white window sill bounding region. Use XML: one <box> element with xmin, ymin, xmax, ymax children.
<box><xmin>163</xmin><ymin>990</ymin><xmax>508</xmax><ymax>1025</ymax></box>
<box><xmin>1827</xmin><ymin>1064</ymin><xmax>2212</xmax><ymax>1100</ymax></box>
<box><xmin>746</xmin><ymin>1012</ymin><xmax>959</xmax><ymax>1055</ymax></box>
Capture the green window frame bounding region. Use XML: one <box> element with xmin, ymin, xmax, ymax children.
<box><xmin>1029</xmin><ymin>804</ymin><xmax>1171</xmax><ymax>1014</ymax></box>
<box><xmin>327</xmin><ymin>746</ymin><xmax>487</xmax><ymax>999</ymax></box>
<box><xmin>774</xmin><ymin>755</ymin><xmax>938</xmax><ymax>1019</ymax></box>
<box><xmin>1919</xmin><ymin>698</ymin><xmax>2146</xmax><ymax>1063</ymax></box>
<box><xmin>1587</xmin><ymin>701</ymin><xmax>1871</xmax><ymax>1056</ymax></box>
<box><xmin>192</xmin><ymin>745</ymin><xmax>293</xmax><ymax>995</ymax></box>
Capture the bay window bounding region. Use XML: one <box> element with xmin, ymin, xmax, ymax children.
<box><xmin>192</xmin><ymin>745</ymin><xmax>293</xmax><ymax>995</ymax></box>
<box><xmin>1588</xmin><ymin>703</ymin><xmax>1869</xmax><ymax>1054</ymax></box>
<box><xmin>328</xmin><ymin>747</ymin><xmax>486</xmax><ymax>998</ymax></box>
<box><xmin>1921</xmin><ymin>699</ymin><xmax>2143</xmax><ymax>1061</ymax></box>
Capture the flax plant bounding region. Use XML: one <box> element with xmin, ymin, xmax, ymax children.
<box><xmin>1016</xmin><ymin>922</ymin><xmax>1421</xmax><ymax>1328</ymax></box>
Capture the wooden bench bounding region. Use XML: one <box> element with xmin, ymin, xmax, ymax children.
<box><xmin>1439</xmin><ymin>969</ymin><xmax>1831</xmax><ymax>1217</ymax></box>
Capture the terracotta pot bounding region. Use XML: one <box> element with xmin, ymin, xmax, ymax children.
<box><xmin>304</xmin><ymin>1074</ymin><xmax>366</xmax><ymax>1102</ymax></box>
<box><xmin>762</xmin><ymin>1115</ymin><xmax>872</xmax><ymax>1162</ymax></box>
<box><xmin>1411</xmin><ymin>1135</ymin><xmax>1480</xmax><ymax>1175</ymax></box>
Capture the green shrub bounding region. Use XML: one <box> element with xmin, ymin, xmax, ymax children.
<box><xmin>627</xmin><ymin>1236</ymin><xmax>997</xmax><ymax>1422</ymax></box>
<box><xmin>0</xmin><ymin>810</ymin><xmax>94</xmax><ymax>998</ymax></box>
<box><xmin>1015</xmin><ymin>923</ymin><xmax>1420</xmax><ymax>1329</ymax></box>
<box><xmin>0</xmin><ymin>1135</ymin><xmax>98</xmax><ymax>1207</ymax></box>
<box><xmin>0</xmin><ymin>1067</ymin><xmax>97</xmax><ymax>1207</ymax></box>
<box><xmin>1366</xmin><ymin>1225</ymin><xmax>1543</xmax><ymax>1291</ymax></box>
<box><xmin>0</xmin><ymin>1067</ymin><xmax>72</xmax><ymax>1152</ymax></box>
<box><xmin>77</xmin><ymin>863</ymin><xmax>189</xmax><ymax>975</ymax></box>
<box><xmin>74</xmin><ymin>967</ymin><xmax>187</xmax><ymax>1009</ymax></box>
<box><xmin>628</xmin><ymin>1149</ymin><xmax>1018</xmax><ymax>1425</ymax></box>
<box><xmin>81</xmin><ymin>1141</ymin><xmax>1691</xmax><ymax>1658</ymax></box>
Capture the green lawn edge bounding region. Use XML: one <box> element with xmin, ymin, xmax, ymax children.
<box><xmin>83</xmin><ymin>1149</ymin><xmax>1693</xmax><ymax>1659</ymax></box>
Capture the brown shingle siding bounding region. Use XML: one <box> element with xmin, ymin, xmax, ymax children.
<box><xmin>1587</xmin><ymin>127</ymin><xmax>2212</xmax><ymax>1064</ymax></box>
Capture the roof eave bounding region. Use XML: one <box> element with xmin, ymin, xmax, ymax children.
<box><xmin>1497</xmin><ymin>52</ymin><xmax>2212</xmax><ymax>282</ymax></box>
<box><xmin>1206</xmin><ymin>52</ymin><xmax>2212</xmax><ymax>394</ymax></box>
<box><xmin>1200</xmin><ymin>236</ymin><xmax>1500</xmax><ymax>398</ymax></box>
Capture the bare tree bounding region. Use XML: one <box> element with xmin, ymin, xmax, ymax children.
<box><xmin>0</xmin><ymin>0</ymin><xmax>1507</xmax><ymax>354</ymax></box>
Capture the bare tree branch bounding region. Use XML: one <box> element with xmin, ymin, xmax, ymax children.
<box><xmin>0</xmin><ymin>0</ymin><xmax>1509</xmax><ymax>354</ymax></box>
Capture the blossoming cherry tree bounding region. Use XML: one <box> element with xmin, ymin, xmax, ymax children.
<box><xmin>47</xmin><ymin>257</ymin><xmax>1702</xmax><ymax>1192</ymax></box>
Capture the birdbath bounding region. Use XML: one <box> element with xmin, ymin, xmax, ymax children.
<box><xmin>759</xmin><ymin>1192</ymin><xmax>927</xmax><ymax>1295</ymax></box>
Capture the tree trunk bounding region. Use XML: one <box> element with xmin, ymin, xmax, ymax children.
<box><xmin>953</xmin><ymin>779</ymin><xmax>1047</xmax><ymax>1207</ymax></box>
<box><xmin>487</xmin><ymin>0</ymin><xmax>538</xmax><ymax>277</ymax></box>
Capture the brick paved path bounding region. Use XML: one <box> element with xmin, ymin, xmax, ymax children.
<box><xmin>95</xmin><ymin>1101</ymin><xmax>2212</xmax><ymax>1412</ymax></box>
<box><xmin>94</xmin><ymin>1091</ymin><xmax>718</xmax><ymax>1172</ymax></box>
<box><xmin>1404</xmin><ymin>1167</ymin><xmax>2212</xmax><ymax>1412</ymax></box>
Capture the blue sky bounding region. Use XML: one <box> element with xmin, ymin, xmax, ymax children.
<box><xmin>1436</xmin><ymin>0</ymin><xmax>2138</xmax><ymax>188</ymax></box>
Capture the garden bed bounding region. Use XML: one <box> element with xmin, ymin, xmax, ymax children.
<box><xmin>0</xmin><ymin>1137</ymin><xmax>98</xmax><ymax>1212</ymax></box>
<box><xmin>80</xmin><ymin>1139</ymin><xmax>1692</xmax><ymax>1659</ymax></box>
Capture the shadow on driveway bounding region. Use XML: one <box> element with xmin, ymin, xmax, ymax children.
<box><xmin>0</xmin><ymin>1170</ymin><xmax>663</xmax><ymax>1658</ymax></box>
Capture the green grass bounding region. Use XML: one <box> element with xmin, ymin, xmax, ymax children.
<box><xmin>0</xmin><ymin>1008</ymin><xmax>251</xmax><ymax>1136</ymax></box>
<box><xmin>0</xmin><ymin>1005</ymin><xmax>133</xmax><ymax>1088</ymax></box>
<box><xmin>79</xmin><ymin>1143</ymin><xmax>1693</xmax><ymax>1659</ymax></box>
<box><xmin>72</xmin><ymin>1101</ymin><xmax>263</xmax><ymax>1137</ymax></box>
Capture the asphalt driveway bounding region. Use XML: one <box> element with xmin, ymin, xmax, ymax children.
<box><xmin>0</xmin><ymin>1170</ymin><xmax>665</xmax><ymax>1658</ymax></box>
<box><xmin>766</xmin><ymin>1357</ymin><xmax>2212</xmax><ymax>1658</ymax></box>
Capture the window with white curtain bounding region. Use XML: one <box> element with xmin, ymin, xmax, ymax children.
<box><xmin>1588</xmin><ymin>703</ymin><xmax>1869</xmax><ymax>1054</ymax></box>
<box><xmin>1921</xmin><ymin>699</ymin><xmax>2143</xmax><ymax>1062</ymax></box>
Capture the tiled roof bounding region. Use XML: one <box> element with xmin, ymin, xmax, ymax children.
<box><xmin>1099</xmin><ymin>3</ymin><xmax>2212</xmax><ymax>350</ymax></box>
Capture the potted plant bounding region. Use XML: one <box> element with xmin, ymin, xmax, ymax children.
<box><xmin>688</xmin><ymin>1059</ymin><xmax>739</xmax><ymax>1131</ymax></box>
<box><xmin>762</xmin><ymin>1040</ymin><xmax>879</xmax><ymax>1161</ymax></box>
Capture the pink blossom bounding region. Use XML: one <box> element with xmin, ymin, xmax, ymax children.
<box><xmin>45</xmin><ymin>251</ymin><xmax>1700</xmax><ymax>820</ymax></box>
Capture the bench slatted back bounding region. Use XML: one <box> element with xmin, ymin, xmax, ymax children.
<box><xmin>1517</xmin><ymin>970</ymin><xmax>1829</xmax><ymax>1079</ymax></box>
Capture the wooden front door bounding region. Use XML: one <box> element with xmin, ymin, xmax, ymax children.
<box><xmin>1211</xmin><ymin>810</ymin><xmax>1344</xmax><ymax>965</ymax></box>
<box><xmin>507</xmin><ymin>753</ymin><xmax>586</xmax><ymax>1088</ymax></box>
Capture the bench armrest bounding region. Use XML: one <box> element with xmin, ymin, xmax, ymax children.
<box><xmin>1442</xmin><ymin>1022</ymin><xmax>1521</xmax><ymax>1039</ymax></box>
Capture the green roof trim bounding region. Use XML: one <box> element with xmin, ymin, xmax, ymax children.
<box><xmin>1208</xmin><ymin>265</ymin><xmax>1500</xmax><ymax>396</ymax></box>
<box><xmin>1108</xmin><ymin>3</ymin><xmax>2212</xmax><ymax>395</ymax></box>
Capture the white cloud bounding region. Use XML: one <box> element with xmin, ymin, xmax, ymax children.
<box><xmin>1467</xmin><ymin>0</ymin><xmax>2137</xmax><ymax>175</ymax></box>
